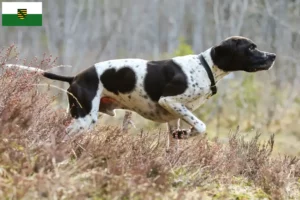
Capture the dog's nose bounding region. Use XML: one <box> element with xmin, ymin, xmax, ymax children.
<box><xmin>269</xmin><ymin>53</ymin><xmax>276</xmax><ymax>61</ymax></box>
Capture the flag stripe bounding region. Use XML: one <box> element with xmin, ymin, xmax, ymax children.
<box><xmin>2</xmin><ymin>2</ymin><xmax>42</xmax><ymax>14</ymax></box>
<box><xmin>2</xmin><ymin>14</ymin><xmax>42</xmax><ymax>26</ymax></box>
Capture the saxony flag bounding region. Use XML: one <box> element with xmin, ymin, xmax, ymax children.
<box><xmin>2</xmin><ymin>2</ymin><xmax>42</xmax><ymax>26</ymax></box>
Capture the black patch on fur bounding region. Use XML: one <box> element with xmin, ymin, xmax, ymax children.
<box><xmin>67</xmin><ymin>66</ymin><xmax>99</xmax><ymax>118</ymax></box>
<box><xmin>100</xmin><ymin>67</ymin><xmax>136</xmax><ymax>95</ymax></box>
<box><xmin>144</xmin><ymin>59</ymin><xmax>188</xmax><ymax>102</ymax></box>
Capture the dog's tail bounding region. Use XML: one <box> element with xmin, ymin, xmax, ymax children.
<box><xmin>42</xmin><ymin>72</ymin><xmax>74</xmax><ymax>84</ymax></box>
<box><xmin>4</xmin><ymin>64</ymin><xmax>74</xmax><ymax>84</ymax></box>
<box><xmin>4</xmin><ymin>64</ymin><xmax>45</xmax><ymax>73</ymax></box>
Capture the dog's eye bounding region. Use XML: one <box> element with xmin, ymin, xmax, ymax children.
<box><xmin>249</xmin><ymin>45</ymin><xmax>256</xmax><ymax>51</ymax></box>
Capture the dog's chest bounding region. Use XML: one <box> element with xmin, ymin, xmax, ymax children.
<box><xmin>172</xmin><ymin>55</ymin><xmax>213</xmax><ymax>110</ymax></box>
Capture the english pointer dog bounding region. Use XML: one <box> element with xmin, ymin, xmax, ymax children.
<box><xmin>5</xmin><ymin>36</ymin><xmax>276</xmax><ymax>142</ymax></box>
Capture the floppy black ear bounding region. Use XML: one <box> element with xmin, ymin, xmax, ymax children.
<box><xmin>211</xmin><ymin>39</ymin><xmax>239</xmax><ymax>72</ymax></box>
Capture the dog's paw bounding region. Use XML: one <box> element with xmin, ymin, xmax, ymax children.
<box><xmin>172</xmin><ymin>127</ymin><xmax>205</xmax><ymax>139</ymax></box>
<box><xmin>62</xmin><ymin>122</ymin><xmax>82</xmax><ymax>142</ymax></box>
<box><xmin>172</xmin><ymin>129</ymin><xmax>191</xmax><ymax>139</ymax></box>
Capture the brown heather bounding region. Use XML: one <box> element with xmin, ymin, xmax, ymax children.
<box><xmin>0</xmin><ymin>46</ymin><xmax>300</xmax><ymax>200</ymax></box>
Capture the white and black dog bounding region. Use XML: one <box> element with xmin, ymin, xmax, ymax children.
<box><xmin>6</xmin><ymin>36</ymin><xmax>276</xmax><ymax>140</ymax></box>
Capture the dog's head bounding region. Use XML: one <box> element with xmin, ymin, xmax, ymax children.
<box><xmin>211</xmin><ymin>36</ymin><xmax>276</xmax><ymax>72</ymax></box>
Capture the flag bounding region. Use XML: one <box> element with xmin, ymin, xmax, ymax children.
<box><xmin>2</xmin><ymin>2</ymin><xmax>42</xmax><ymax>26</ymax></box>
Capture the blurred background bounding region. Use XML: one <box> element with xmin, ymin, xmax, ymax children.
<box><xmin>1</xmin><ymin>0</ymin><xmax>300</xmax><ymax>155</ymax></box>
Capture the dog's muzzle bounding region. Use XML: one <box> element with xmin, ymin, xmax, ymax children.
<box><xmin>267</xmin><ymin>53</ymin><xmax>276</xmax><ymax>70</ymax></box>
<box><xmin>268</xmin><ymin>53</ymin><xmax>276</xmax><ymax>62</ymax></box>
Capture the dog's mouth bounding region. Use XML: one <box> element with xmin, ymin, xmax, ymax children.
<box><xmin>248</xmin><ymin>59</ymin><xmax>275</xmax><ymax>72</ymax></box>
<box><xmin>267</xmin><ymin>60</ymin><xmax>275</xmax><ymax>70</ymax></box>
<box><xmin>246</xmin><ymin>52</ymin><xmax>276</xmax><ymax>72</ymax></box>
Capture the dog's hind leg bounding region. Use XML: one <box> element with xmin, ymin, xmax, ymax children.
<box><xmin>63</xmin><ymin>84</ymin><xmax>102</xmax><ymax>141</ymax></box>
<box><xmin>122</xmin><ymin>111</ymin><xmax>134</xmax><ymax>133</ymax></box>
<box><xmin>166</xmin><ymin>119</ymin><xmax>180</xmax><ymax>150</ymax></box>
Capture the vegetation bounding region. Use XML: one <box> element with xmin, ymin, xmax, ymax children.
<box><xmin>1</xmin><ymin>1</ymin><xmax>300</xmax><ymax>198</ymax></box>
<box><xmin>1</xmin><ymin>41</ymin><xmax>300</xmax><ymax>200</ymax></box>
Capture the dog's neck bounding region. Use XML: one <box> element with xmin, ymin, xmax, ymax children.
<box><xmin>200</xmin><ymin>48</ymin><xmax>229</xmax><ymax>83</ymax></box>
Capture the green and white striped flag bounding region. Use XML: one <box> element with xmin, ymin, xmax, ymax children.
<box><xmin>2</xmin><ymin>2</ymin><xmax>42</xmax><ymax>26</ymax></box>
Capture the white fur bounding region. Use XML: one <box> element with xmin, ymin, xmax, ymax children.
<box><xmin>171</xmin><ymin>48</ymin><xmax>229</xmax><ymax>111</ymax></box>
<box><xmin>200</xmin><ymin>48</ymin><xmax>230</xmax><ymax>83</ymax></box>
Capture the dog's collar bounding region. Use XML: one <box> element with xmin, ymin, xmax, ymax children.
<box><xmin>199</xmin><ymin>54</ymin><xmax>217</xmax><ymax>96</ymax></box>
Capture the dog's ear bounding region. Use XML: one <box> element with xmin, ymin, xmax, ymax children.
<box><xmin>211</xmin><ymin>39</ymin><xmax>239</xmax><ymax>72</ymax></box>
<box><xmin>213</xmin><ymin>39</ymin><xmax>239</xmax><ymax>58</ymax></box>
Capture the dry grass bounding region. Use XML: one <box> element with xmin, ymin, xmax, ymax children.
<box><xmin>1</xmin><ymin>47</ymin><xmax>300</xmax><ymax>200</ymax></box>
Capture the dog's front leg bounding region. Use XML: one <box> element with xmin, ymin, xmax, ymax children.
<box><xmin>159</xmin><ymin>97</ymin><xmax>206</xmax><ymax>139</ymax></box>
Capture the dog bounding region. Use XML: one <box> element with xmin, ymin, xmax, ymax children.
<box><xmin>5</xmin><ymin>36</ymin><xmax>276</xmax><ymax>142</ymax></box>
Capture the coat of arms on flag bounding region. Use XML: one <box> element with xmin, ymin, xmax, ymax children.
<box><xmin>17</xmin><ymin>9</ymin><xmax>27</xmax><ymax>20</ymax></box>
